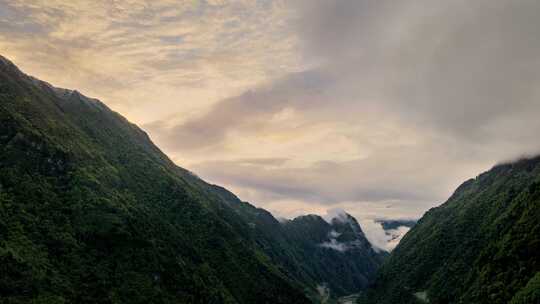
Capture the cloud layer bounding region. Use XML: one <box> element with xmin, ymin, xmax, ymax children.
<box><xmin>0</xmin><ymin>0</ymin><xmax>299</xmax><ymax>122</ymax></box>
<box><xmin>154</xmin><ymin>0</ymin><xmax>540</xmax><ymax>211</ymax></box>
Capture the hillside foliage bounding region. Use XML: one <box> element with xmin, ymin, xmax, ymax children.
<box><xmin>360</xmin><ymin>156</ymin><xmax>540</xmax><ymax>304</ymax></box>
<box><xmin>0</xmin><ymin>55</ymin><xmax>384</xmax><ymax>303</ymax></box>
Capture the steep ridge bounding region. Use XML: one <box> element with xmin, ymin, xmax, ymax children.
<box><xmin>0</xmin><ymin>55</ymin><xmax>309</xmax><ymax>303</ymax></box>
<box><xmin>0</xmin><ymin>55</ymin><xmax>384</xmax><ymax>303</ymax></box>
<box><xmin>282</xmin><ymin>213</ymin><xmax>385</xmax><ymax>297</ymax></box>
<box><xmin>360</xmin><ymin>156</ymin><xmax>540</xmax><ymax>304</ymax></box>
<box><xmin>211</xmin><ymin>184</ymin><xmax>385</xmax><ymax>299</ymax></box>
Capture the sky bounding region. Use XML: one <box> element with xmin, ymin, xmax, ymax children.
<box><xmin>2</xmin><ymin>0</ymin><xmax>540</xmax><ymax>250</ymax></box>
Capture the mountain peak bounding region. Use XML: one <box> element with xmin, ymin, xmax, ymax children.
<box><xmin>0</xmin><ymin>54</ymin><xmax>15</xmax><ymax>67</ymax></box>
<box><xmin>0</xmin><ymin>54</ymin><xmax>313</xmax><ymax>304</ymax></box>
<box><xmin>0</xmin><ymin>54</ymin><xmax>106</xmax><ymax>113</ymax></box>
<box><xmin>0</xmin><ymin>55</ymin><xmax>26</xmax><ymax>78</ymax></box>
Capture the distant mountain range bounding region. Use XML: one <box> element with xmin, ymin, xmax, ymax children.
<box><xmin>375</xmin><ymin>219</ymin><xmax>417</xmax><ymax>231</ymax></box>
<box><xmin>0</xmin><ymin>55</ymin><xmax>384</xmax><ymax>303</ymax></box>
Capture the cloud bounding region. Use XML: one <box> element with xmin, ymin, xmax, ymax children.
<box><xmin>384</xmin><ymin>226</ymin><xmax>412</xmax><ymax>251</ymax></box>
<box><xmin>149</xmin><ymin>0</ymin><xmax>540</xmax><ymax>209</ymax></box>
<box><xmin>144</xmin><ymin>69</ymin><xmax>332</xmax><ymax>150</ymax></box>
<box><xmin>319</xmin><ymin>239</ymin><xmax>349</xmax><ymax>252</ymax></box>
<box><xmin>291</xmin><ymin>0</ymin><xmax>540</xmax><ymax>140</ymax></box>
<box><xmin>189</xmin><ymin>141</ymin><xmax>493</xmax><ymax>206</ymax></box>
<box><xmin>0</xmin><ymin>0</ymin><xmax>299</xmax><ymax>123</ymax></box>
<box><xmin>157</xmin><ymin>0</ymin><xmax>540</xmax><ymax>145</ymax></box>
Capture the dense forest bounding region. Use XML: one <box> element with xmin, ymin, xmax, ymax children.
<box><xmin>1</xmin><ymin>53</ymin><xmax>539</xmax><ymax>304</ymax></box>
<box><xmin>359</xmin><ymin>156</ymin><xmax>540</xmax><ymax>304</ymax></box>
<box><xmin>0</xmin><ymin>55</ymin><xmax>384</xmax><ymax>303</ymax></box>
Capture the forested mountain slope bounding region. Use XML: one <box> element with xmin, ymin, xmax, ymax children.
<box><xmin>0</xmin><ymin>55</ymin><xmax>384</xmax><ymax>303</ymax></box>
<box><xmin>211</xmin><ymin>183</ymin><xmax>385</xmax><ymax>298</ymax></box>
<box><xmin>360</xmin><ymin>156</ymin><xmax>540</xmax><ymax>304</ymax></box>
<box><xmin>0</xmin><ymin>55</ymin><xmax>311</xmax><ymax>303</ymax></box>
<box><xmin>281</xmin><ymin>213</ymin><xmax>385</xmax><ymax>297</ymax></box>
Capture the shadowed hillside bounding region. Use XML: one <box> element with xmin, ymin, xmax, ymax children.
<box><xmin>0</xmin><ymin>55</ymin><xmax>384</xmax><ymax>303</ymax></box>
<box><xmin>360</xmin><ymin>156</ymin><xmax>540</xmax><ymax>304</ymax></box>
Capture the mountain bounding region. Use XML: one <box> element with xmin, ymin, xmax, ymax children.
<box><xmin>281</xmin><ymin>213</ymin><xmax>386</xmax><ymax>297</ymax></box>
<box><xmin>209</xmin><ymin>185</ymin><xmax>386</xmax><ymax>299</ymax></box>
<box><xmin>360</xmin><ymin>156</ymin><xmax>540</xmax><ymax>304</ymax></box>
<box><xmin>0</xmin><ymin>54</ymin><xmax>312</xmax><ymax>304</ymax></box>
<box><xmin>374</xmin><ymin>219</ymin><xmax>416</xmax><ymax>231</ymax></box>
<box><xmin>0</xmin><ymin>55</ymin><xmax>383</xmax><ymax>303</ymax></box>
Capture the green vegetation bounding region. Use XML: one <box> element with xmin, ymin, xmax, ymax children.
<box><xmin>209</xmin><ymin>186</ymin><xmax>386</xmax><ymax>299</ymax></box>
<box><xmin>360</xmin><ymin>156</ymin><xmax>540</xmax><ymax>304</ymax></box>
<box><xmin>0</xmin><ymin>55</ymin><xmax>384</xmax><ymax>303</ymax></box>
<box><xmin>0</xmin><ymin>56</ymin><xmax>311</xmax><ymax>303</ymax></box>
<box><xmin>281</xmin><ymin>214</ymin><xmax>386</xmax><ymax>297</ymax></box>
<box><xmin>510</xmin><ymin>272</ymin><xmax>540</xmax><ymax>304</ymax></box>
